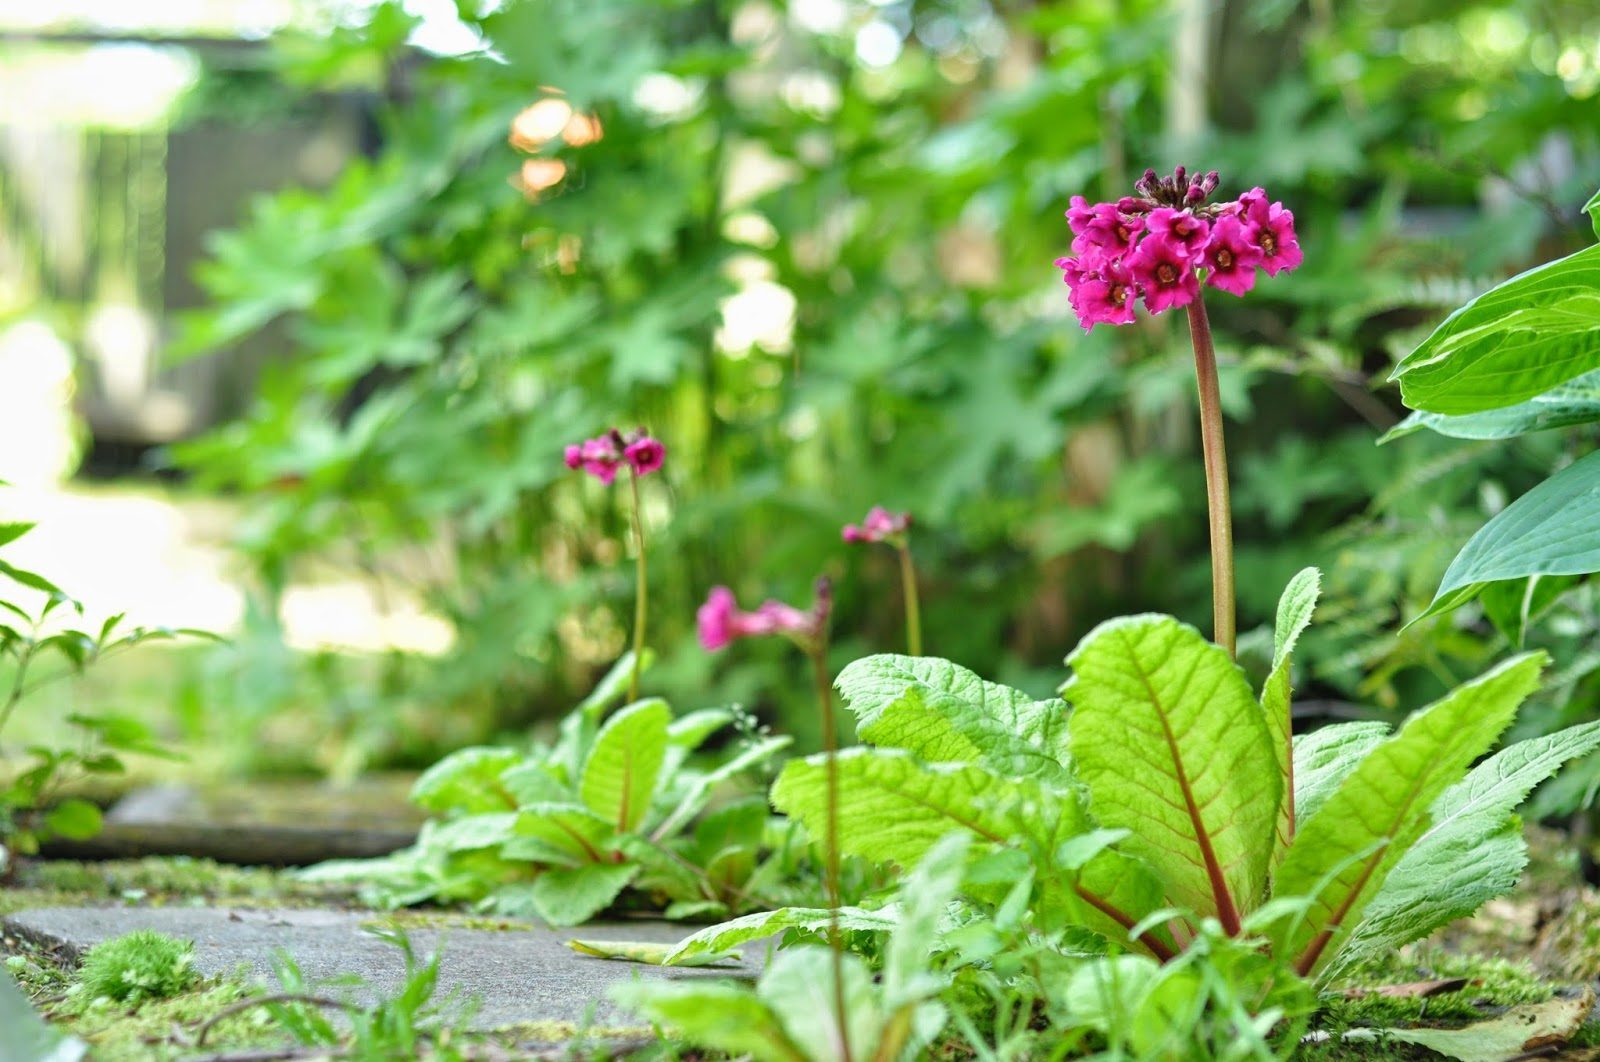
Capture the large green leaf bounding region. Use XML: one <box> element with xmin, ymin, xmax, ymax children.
<box><xmin>1292</xmin><ymin>721</ymin><xmax>1390</xmax><ymax>826</ymax></box>
<box><xmin>1329</xmin><ymin>720</ymin><xmax>1600</xmax><ymax>979</ymax></box>
<box><xmin>1274</xmin><ymin>653</ymin><xmax>1545</xmax><ymax>977</ymax></box>
<box><xmin>834</xmin><ymin>654</ymin><xmax>1071</xmax><ymax>785</ymax></box>
<box><xmin>1390</xmin><ymin>243</ymin><xmax>1600</xmax><ymax>415</ymax></box>
<box><xmin>770</xmin><ymin>748</ymin><xmax>1049</xmax><ymax>870</ymax></box>
<box><xmin>649</xmin><ymin>735</ymin><xmax>791</xmax><ymax>842</ymax></box>
<box><xmin>759</xmin><ymin>947</ymin><xmax>885</xmax><ymax>1062</ymax></box>
<box><xmin>1264</xmin><ymin>569</ymin><xmax>1320</xmax><ymax>864</ymax></box>
<box><xmin>580</xmin><ymin>699</ymin><xmax>672</xmax><ymax>832</ymax></box>
<box><xmin>1381</xmin><ymin>367</ymin><xmax>1600</xmax><ymax>442</ymax></box>
<box><xmin>1414</xmin><ymin>449</ymin><xmax>1600</xmax><ymax>624</ymax></box>
<box><xmin>497</xmin><ymin>862</ymin><xmax>638</xmax><ymax>926</ymax></box>
<box><xmin>1064</xmin><ymin>615</ymin><xmax>1281</xmax><ymax>923</ymax></box>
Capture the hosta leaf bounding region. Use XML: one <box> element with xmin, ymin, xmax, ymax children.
<box><xmin>581</xmin><ymin>699</ymin><xmax>671</xmax><ymax>831</ymax></box>
<box><xmin>1065</xmin><ymin>615</ymin><xmax>1280</xmax><ymax>923</ymax></box>
<box><xmin>1381</xmin><ymin>367</ymin><xmax>1600</xmax><ymax>442</ymax></box>
<box><xmin>835</xmin><ymin>654</ymin><xmax>1071</xmax><ymax>785</ymax></box>
<box><xmin>1413</xmin><ymin>449</ymin><xmax>1600</xmax><ymax>624</ymax></box>
<box><xmin>409</xmin><ymin>747</ymin><xmax>522</xmax><ymax>813</ymax></box>
<box><xmin>1293</xmin><ymin>721</ymin><xmax>1390</xmax><ymax>826</ymax></box>
<box><xmin>771</xmin><ymin>748</ymin><xmax>1050</xmax><ymax>870</ymax></box>
<box><xmin>1274</xmin><ymin>653</ymin><xmax>1545</xmax><ymax>977</ymax></box>
<box><xmin>1390</xmin><ymin>243</ymin><xmax>1600</xmax><ymax>415</ymax></box>
<box><xmin>1329</xmin><ymin>720</ymin><xmax>1600</xmax><ymax>978</ymax></box>
<box><xmin>610</xmin><ymin>980</ymin><xmax>809</xmax><ymax>1062</ymax></box>
<box><xmin>1265</xmin><ymin>569</ymin><xmax>1320</xmax><ymax>864</ymax></box>
<box><xmin>664</xmin><ymin>905</ymin><xmax>900</xmax><ymax>965</ymax></box>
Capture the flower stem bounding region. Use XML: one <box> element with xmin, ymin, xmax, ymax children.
<box><xmin>627</xmin><ymin>471</ymin><xmax>648</xmax><ymax>702</ymax></box>
<box><xmin>808</xmin><ymin>644</ymin><xmax>851</xmax><ymax>1062</ymax></box>
<box><xmin>895</xmin><ymin>542</ymin><xmax>922</xmax><ymax>657</ymax></box>
<box><xmin>1184</xmin><ymin>296</ymin><xmax>1236</xmax><ymax>658</ymax></box>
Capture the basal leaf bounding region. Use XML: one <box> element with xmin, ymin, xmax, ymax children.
<box><xmin>1330</xmin><ymin>720</ymin><xmax>1600</xmax><ymax>978</ymax></box>
<box><xmin>836</xmin><ymin>654</ymin><xmax>1071</xmax><ymax>785</ymax></box>
<box><xmin>650</xmin><ymin>735</ymin><xmax>791</xmax><ymax>842</ymax></box>
<box><xmin>1293</xmin><ymin>721</ymin><xmax>1390</xmax><ymax>826</ymax></box>
<box><xmin>499</xmin><ymin>861</ymin><xmax>638</xmax><ymax>926</ymax></box>
<box><xmin>1274</xmin><ymin>653</ymin><xmax>1545</xmax><ymax>977</ymax></box>
<box><xmin>1390</xmin><ymin>243</ymin><xmax>1600</xmax><ymax>415</ymax></box>
<box><xmin>1265</xmin><ymin>569</ymin><xmax>1320</xmax><ymax>864</ymax></box>
<box><xmin>664</xmin><ymin>905</ymin><xmax>900</xmax><ymax>965</ymax></box>
<box><xmin>610</xmin><ymin>979</ymin><xmax>809</xmax><ymax>1062</ymax></box>
<box><xmin>410</xmin><ymin>747</ymin><xmax>523</xmax><ymax>813</ymax></box>
<box><xmin>1413</xmin><ymin>449</ymin><xmax>1600</xmax><ymax>624</ymax></box>
<box><xmin>507</xmin><ymin>803</ymin><xmax>617</xmax><ymax>864</ymax></box>
<box><xmin>1065</xmin><ymin>615</ymin><xmax>1281</xmax><ymax>924</ymax></box>
<box><xmin>580</xmin><ymin>699</ymin><xmax>671</xmax><ymax>832</ymax></box>
<box><xmin>1381</xmin><ymin>367</ymin><xmax>1600</xmax><ymax>442</ymax></box>
<box><xmin>770</xmin><ymin>748</ymin><xmax>1051</xmax><ymax>871</ymax></box>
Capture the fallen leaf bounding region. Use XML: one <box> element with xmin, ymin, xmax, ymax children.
<box><xmin>1320</xmin><ymin>986</ymin><xmax>1595</xmax><ymax>1062</ymax></box>
<box><xmin>1340</xmin><ymin>978</ymin><xmax>1472</xmax><ymax>999</ymax></box>
<box><xmin>565</xmin><ymin>938</ymin><xmax>739</xmax><ymax>967</ymax></box>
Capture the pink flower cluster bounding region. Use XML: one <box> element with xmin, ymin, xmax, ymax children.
<box><xmin>841</xmin><ymin>506</ymin><xmax>910</xmax><ymax>544</ymax></box>
<box><xmin>564</xmin><ymin>428</ymin><xmax>666</xmax><ymax>485</ymax></box>
<box><xmin>697</xmin><ymin>580</ymin><xmax>832</xmax><ymax>652</ymax></box>
<box><xmin>1056</xmin><ymin>167</ymin><xmax>1303</xmax><ymax>332</ymax></box>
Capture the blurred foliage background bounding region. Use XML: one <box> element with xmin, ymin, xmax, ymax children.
<box><xmin>5</xmin><ymin>0</ymin><xmax>1600</xmax><ymax>782</ymax></box>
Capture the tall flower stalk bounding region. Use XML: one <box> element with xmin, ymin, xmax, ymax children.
<box><xmin>843</xmin><ymin>507</ymin><xmax>921</xmax><ymax>656</ymax></box>
<box><xmin>698</xmin><ymin>578</ymin><xmax>848</xmax><ymax>1060</ymax></box>
<box><xmin>565</xmin><ymin>428</ymin><xmax>667</xmax><ymax>699</ymax></box>
<box><xmin>1055</xmin><ymin>166</ymin><xmax>1302</xmax><ymax>656</ymax></box>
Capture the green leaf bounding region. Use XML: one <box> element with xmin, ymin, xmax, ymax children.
<box><xmin>409</xmin><ymin>747</ymin><xmax>522</xmax><ymax>813</ymax></box>
<box><xmin>836</xmin><ymin>654</ymin><xmax>1071</xmax><ymax>785</ymax></box>
<box><xmin>0</xmin><ymin>560</ymin><xmax>62</xmax><ymax>594</ymax></box>
<box><xmin>609</xmin><ymin>980</ymin><xmax>810</xmax><ymax>1062</ymax></box>
<box><xmin>1274</xmin><ymin>653</ymin><xmax>1545</xmax><ymax>977</ymax></box>
<box><xmin>759</xmin><ymin>947</ymin><xmax>884</xmax><ymax>1062</ymax></box>
<box><xmin>1390</xmin><ymin>243</ymin><xmax>1600</xmax><ymax>415</ymax></box>
<box><xmin>1586</xmin><ymin>185</ymin><xmax>1600</xmax><ymax>240</ymax></box>
<box><xmin>663</xmin><ymin>906</ymin><xmax>899</xmax><ymax>965</ymax></box>
<box><xmin>1414</xmin><ymin>449</ymin><xmax>1600</xmax><ymax>624</ymax></box>
<box><xmin>649</xmin><ymin>735</ymin><xmax>791</xmax><ymax>842</ymax></box>
<box><xmin>0</xmin><ymin>522</ymin><xmax>34</xmax><ymax>548</ymax></box>
<box><xmin>498</xmin><ymin>862</ymin><xmax>638</xmax><ymax>926</ymax></box>
<box><xmin>580</xmin><ymin>699</ymin><xmax>671</xmax><ymax>832</ymax></box>
<box><xmin>44</xmin><ymin>798</ymin><xmax>103</xmax><ymax>841</ymax></box>
<box><xmin>1265</xmin><ymin>569</ymin><xmax>1320</xmax><ymax>864</ymax></box>
<box><xmin>884</xmin><ymin>834</ymin><xmax>964</xmax><ymax>1009</ymax></box>
<box><xmin>1380</xmin><ymin>367</ymin><xmax>1600</xmax><ymax>442</ymax></box>
<box><xmin>507</xmin><ymin>803</ymin><xmax>617</xmax><ymax>865</ymax></box>
<box><xmin>566</xmin><ymin>938</ymin><xmax>738</xmax><ymax>966</ymax></box>
<box><xmin>554</xmin><ymin>650</ymin><xmax>654</xmax><ymax>778</ymax></box>
<box><xmin>0</xmin><ymin>967</ymin><xmax>87</xmax><ymax>1062</ymax></box>
<box><xmin>1479</xmin><ymin>574</ymin><xmax>1580</xmax><ymax>646</ymax></box>
<box><xmin>770</xmin><ymin>748</ymin><xmax>1053</xmax><ymax>871</ymax></box>
<box><xmin>1064</xmin><ymin>615</ymin><xmax>1281</xmax><ymax>922</ymax></box>
<box><xmin>1292</xmin><ymin>721</ymin><xmax>1390</xmax><ymax>826</ymax></box>
<box><xmin>1330</xmin><ymin>720</ymin><xmax>1600</xmax><ymax>978</ymax></box>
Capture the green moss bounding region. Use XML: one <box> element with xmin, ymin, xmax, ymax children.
<box><xmin>359</xmin><ymin>911</ymin><xmax>526</xmax><ymax>932</ymax></box>
<box><xmin>77</xmin><ymin>931</ymin><xmax>199</xmax><ymax>1003</ymax></box>
<box><xmin>50</xmin><ymin>977</ymin><xmax>279</xmax><ymax>1060</ymax></box>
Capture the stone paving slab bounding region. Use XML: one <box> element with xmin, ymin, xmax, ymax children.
<box><xmin>3</xmin><ymin>906</ymin><xmax>762</xmax><ymax>1030</ymax></box>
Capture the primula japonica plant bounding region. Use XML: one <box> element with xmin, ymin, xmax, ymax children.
<box><xmin>1057</xmin><ymin>167</ymin><xmax>1303</xmax><ymax>657</ymax></box>
<box><xmin>842</xmin><ymin>508</ymin><xmax>921</xmax><ymax>657</ymax></box>
<box><xmin>610</xmin><ymin>172</ymin><xmax>1600</xmax><ymax>1058</ymax></box>
<box><xmin>565</xmin><ymin>427</ymin><xmax>665</xmax><ymax>702</ymax></box>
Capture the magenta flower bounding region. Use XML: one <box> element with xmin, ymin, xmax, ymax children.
<box><xmin>1053</xmin><ymin>167</ymin><xmax>1302</xmax><ymax>330</ymax></box>
<box><xmin>624</xmin><ymin>436</ymin><xmax>666</xmax><ymax>476</ymax></box>
<box><xmin>1145</xmin><ymin>208</ymin><xmax>1211</xmax><ymax>260</ymax></box>
<box><xmin>1237</xmin><ymin>187</ymin><xmax>1303</xmax><ymax>276</ymax></box>
<box><xmin>564</xmin><ymin>428</ymin><xmax>664</xmax><ymax>484</ymax></box>
<box><xmin>1202</xmin><ymin>215</ymin><xmax>1264</xmax><ymax>297</ymax></box>
<box><xmin>1069</xmin><ymin>259</ymin><xmax>1138</xmax><ymax>332</ymax></box>
<box><xmin>1129</xmin><ymin>232</ymin><xmax>1199</xmax><ymax>314</ymax></box>
<box><xmin>697</xmin><ymin>583</ymin><xmax>830</xmax><ymax>652</ymax></box>
<box><xmin>842</xmin><ymin>506</ymin><xmax>911</xmax><ymax>544</ymax></box>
